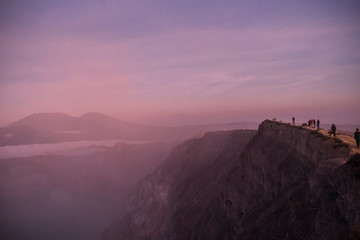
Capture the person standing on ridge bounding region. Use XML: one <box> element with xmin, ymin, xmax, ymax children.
<box><xmin>330</xmin><ymin>124</ymin><xmax>337</xmax><ymax>136</ymax></box>
<box><xmin>292</xmin><ymin>117</ymin><xmax>295</xmax><ymax>125</ymax></box>
<box><xmin>354</xmin><ymin>128</ymin><xmax>360</xmax><ymax>148</ymax></box>
<box><xmin>317</xmin><ymin>119</ymin><xmax>320</xmax><ymax>129</ymax></box>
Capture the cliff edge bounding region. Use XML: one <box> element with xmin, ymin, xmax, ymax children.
<box><xmin>104</xmin><ymin>120</ymin><xmax>360</xmax><ymax>240</ymax></box>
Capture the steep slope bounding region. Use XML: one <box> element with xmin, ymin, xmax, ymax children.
<box><xmin>104</xmin><ymin>120</ymin><xmax>360</xmax><ymax>240</ymax></box>
<box><xmin>103</xmin><ymin>130</ymin><xmax>257</xmax><ymax>240</ymax></box>
<box><xmin>223</xmin><ymin>121</ymin><xmax>358</xmax><ymax>239</ymax></box>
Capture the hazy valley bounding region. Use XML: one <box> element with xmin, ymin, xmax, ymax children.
<box><xmin>0</xmin><ymin>141</ymin><xmax>173</xmax><ymax>240</ymax></box>
<box><xmin>0</xmin><ymin>112</ymin><xmax>258</xmax><ymax>240</ymax></box>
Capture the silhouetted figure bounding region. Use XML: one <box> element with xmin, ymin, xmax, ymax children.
<box><xmin>354</xmin><ymin>128</ymin><xmax>360</xmax><ymax>148</ymax></box>
<box><xmin>330</xmin><ymin>124</ymin><xmax>337</xmax><ymax>136</ymax></box>
<box><xmin>308</xmin><ymin>120</ymin><xmax>311</xmax><ymax>127</ymax></box>
<box><xmin>292</xmin><ymin>117</ymin><xmax>295</xmax><ymax>125</ymax></box>
<box><xmin>317</xmin><ymin>119</ymin><xmax>320</xmax><ymax>129</ymax></box>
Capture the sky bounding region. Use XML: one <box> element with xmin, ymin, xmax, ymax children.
<box><xmin>1</xmin><ymin>0</ymin><xmax>360</xmax><ymax>126</ymax></box>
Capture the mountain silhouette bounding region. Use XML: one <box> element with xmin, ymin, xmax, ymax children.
<box><xmin>0</xmin><ymin>112</ymin><xmax>259</xmax><ymax>146</ymax></box>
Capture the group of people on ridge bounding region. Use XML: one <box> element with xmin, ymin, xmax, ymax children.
<box><xmin>307</xmin><ymin>119</ymin><xmax>320</xmax><ymax>129</ymax></box>
<box><xmin>290</xmin><ymin>117</ymin><xmax>359</xmax><ymax>149</ymax></box>
<box><xmin>328</xmin><ymin>125</ymin><xmax>359</xmax><ymax>149</ymax></box>
<box><xmin>292</xmin><ymin>117</ymin><xmax>320</xmax><ymax>129</ymax></box>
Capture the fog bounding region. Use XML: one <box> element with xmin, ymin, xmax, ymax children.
<box><xmin>0</xmin><ymin>141</ymin><xmax>174</xmax><ymax>240</ymax></box>
<box><xmin>0</xmin><ymin>139</ymin><xmax>152</xmax><ymax>159</ymax></box>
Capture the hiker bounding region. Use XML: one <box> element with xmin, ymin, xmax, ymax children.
<box><xmin>308</xmin><ymin>120</ymin><xmax>311</xmax><ymax>127</ymax></box>
<box><xmin>317</xmin><ymin>119</ymin><xmax>320</xmax><ymax>129</ymax></box>
<box><xmin>354</xmin><ymin>128</ymin><xmax>360</xmax><ymax>148</ymax></box>
<box><xmin>330</xmin><ymin>124</ymin><xmax>337</xmax><ymax>136</ymax></box>
<box><xmin>292</xmin><ymin>117</ymin><xmax>295</xmax><ymax>125</ymax></box>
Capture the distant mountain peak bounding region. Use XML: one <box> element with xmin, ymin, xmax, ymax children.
<box><xmin>7</xmin><ymin>112</ymin><xmax>78</xmax><ymax>131</ymax></box>
<box><xmin>80</xmin><ymin>112</ymin><xmax>111</xmax><ymax>119</ymax></box>
<box><xmin>11</xmin><ymin>112</ymin><xmax>75</xmax><ymax>124</ymax></box>
<box><xmin>27</xmin><ymin>112</ymin><xmax>73</xmax><ymax>118</ymax></box>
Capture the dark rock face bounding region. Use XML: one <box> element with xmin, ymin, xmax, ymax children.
<box><xmin>104</xmin><ymin>121</ymin><xmax>360</xmax><ymax>240</ymax></box>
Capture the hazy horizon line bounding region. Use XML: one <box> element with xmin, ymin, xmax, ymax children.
<box><xmin>1</xmin><ymin>111</ymin><xmax>359</xmax><ymax>128</ymax></box>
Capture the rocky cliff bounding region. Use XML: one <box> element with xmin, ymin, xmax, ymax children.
<box><xmin>104</xmin><ymin>120</ymin><xmax>360</xmax><ymax>240</ymax></box>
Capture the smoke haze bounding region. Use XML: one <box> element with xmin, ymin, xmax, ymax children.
<box><xmin>0</xmin><ymin>141</ymin><xmax>173</xmax><ymax>240</ymax></box>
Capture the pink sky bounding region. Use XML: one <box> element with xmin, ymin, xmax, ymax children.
<box><xmin>1</xmin><ymin>0</ymin><xmax>359</xmax><ymax>126</ymax></box>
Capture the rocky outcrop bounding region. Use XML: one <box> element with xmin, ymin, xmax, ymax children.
<box><xmin>104</xmin><ymin>120</ymin><xmax>360</xmax><ymax>240</ymax></box>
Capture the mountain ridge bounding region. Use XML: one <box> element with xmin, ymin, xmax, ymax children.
<box><xmin>104</xmin><ymin>120</ymin><xmax>360</xmax><ymax>240</ymax></box>
<box><xmin>0</xmin><ymin>112</ymin><xmax>260</xmax><ymax>146</ymax></box>
<box><xmin>9</xmin><ymin>112</ymin><xmax>78</xmax><ymax>131</ymax></box>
